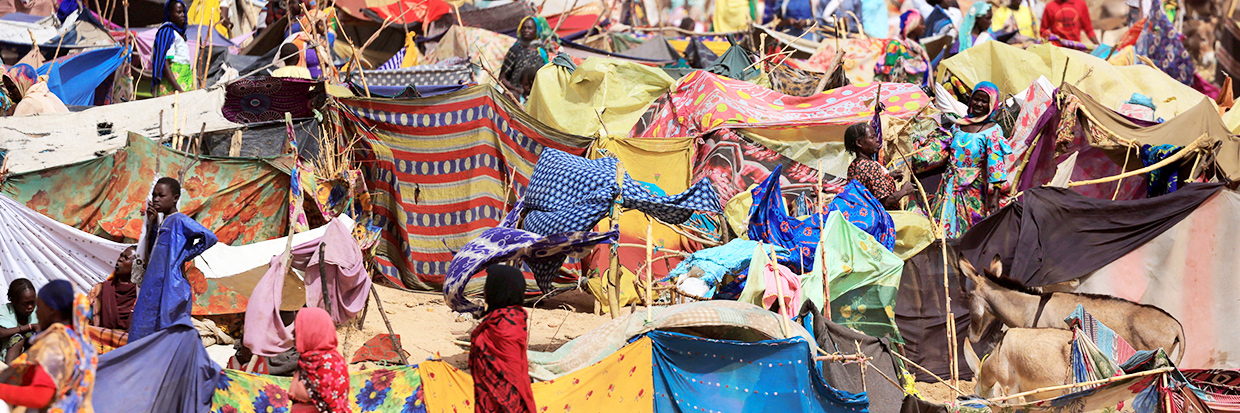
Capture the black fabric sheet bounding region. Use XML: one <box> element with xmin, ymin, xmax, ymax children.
<box><xmin>800</xmin><ymin>301</ymin><xmax>906</xmax><ymax>413</ymax></box>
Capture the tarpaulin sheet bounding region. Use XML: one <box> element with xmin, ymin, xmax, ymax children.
<box><xmin>649</xmin><ymin>330</ymin><xmax>869</xmax><ymax>412</ymax></box>
<box><xmin>637</xmin><ymin>71</ymin><xmax>928</xmax><ymax>178</ymax></box>
<box><xmin>526</xmin><ymin>57</ymin><xmax>675</xmax><ymax>137</ymax></box>
<box><xmin>37</xmin><ymin>45</ymin><xmax>128</xmax><ymax>106</ymax></box>
<box><xmin>420</xmin><ymin>337</ymin><xmax>653</xmax><ymax>413</ymax></box>
<box><xmin>93</xmin><ymin>325</ymin><xmax>221</xmax><ymax>413</ymax></box>
<box><xmin>1</xmin><ymin>133</ymin><xmax>293</xmax><ymax>315</ymax></box>
<box><xmin>1074</xmin><ymin>189</ymin><xmax>1240</xmax><ymax>369</ymax></box>
<box><xmin>0</xmin><ymin>194</ymin><xmax>128</xmax><ymax>300</ymax></box>
<box><xmin>939</xmin><ymin>41</ymin><xmax>1205</xmax><ymax>120</ymax></box>
<box><xmin>334</xmin><ymin>85</ymin><xmax>592</xmax><ymax>290</ymax></box>
<box><xmin>956</xmin><ymin>183</ymin><xmax>1223</xmax><ymax>288</ymax></box>
<box><xmin>211</xmin><ymin>364</ymin><xmax>426</xmax><ymax>412</ymax></box>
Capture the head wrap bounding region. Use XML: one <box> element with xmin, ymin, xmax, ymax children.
<box><xmin>957</xmin><ymin>81</ymin><xmax>1001</xmax><ymax>125</ymax></box>
<box><xmin>294</xmin><ymin>307</ymin><xmax>350</xmax><ymax>412</ymax></box>
<box><xmin>484</xmin><ymin>264</ymin><xmax>526</xmax><ymax>314</ymax></box>
<box><xmin>517</xmin><ymin>15</ymin><xmax>554</xmax><ymax>44</ymax></box>
<box><xmin>900</xmin><ymin>10</ymin><xmax>923</xmax><ymax>40</ymax></box>
<box><xmin>958</xmin><ymin>2</ymin><xmax>992</xmax><ymax>51</ymax></box>
<box><xmin>38</xmin><ymin>280</ymin><xmax>75</xmax><ymax>314</ymax></box>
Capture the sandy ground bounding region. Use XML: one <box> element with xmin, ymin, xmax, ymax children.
<box><xmin>338</xmin><ymin>284</ymin><xmax>972</xmax><ymax>404</ymax></box>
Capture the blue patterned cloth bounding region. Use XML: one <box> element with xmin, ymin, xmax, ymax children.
<box><xmin>522</xmin><ymin>148</ymin><xmax>723</xmax><ymax>236</ymax></box>
<box><xmin>748</xmin><ymin>164</ymin><xmax>821</xmax><ymax>273</ymax></box>
<box><xmin>828</xmin><ymin>180</ymin><xmax>897</xmax><ymax>251</ymax></box>
<box><xmin>129</xmin><ymin>213</ymin><xmax>217</xmax><ymax>342</ymax></box>
<box><xmin>444</xmin><ymin>203</ymin><xmax>618</xmax><ymax>312</ymax></box>
<box><xmin>1136</xmin><ymin>6</ymin><xmax>1195</xmax><ymax>85</ymax></box>
<box><xmin>1140</xmin><ymin>144</ymin><xmax>1182</xmax><ymax>197</ymax></box>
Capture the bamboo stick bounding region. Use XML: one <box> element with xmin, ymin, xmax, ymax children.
<box><xmin>645</xmin><ymin>220</ymin><xmax>654</xmax><ymax>323</ymax></box>
<box><xmin>606</xmin><ymin>161</ymin><xmax>626</xmax><ymax>318</ymax></box>
<box><xmin>890</xmin><ymin>350</ymin><xmax>967</xmax><ymax>397</ymax></box>
<box><xmin>816</xmin><ymin>160</ymin><xmax>829</xmax><ymax>318</ymax></box>
<box><xmin>1069</xmin><ymin>143</ymin><xmax>1198</xmax><ymax>187</ymax></box>
<box><xmin>1112</xmin><ymin>145</ymin><xmax>1133</xmax><ymax>200</ymax></box>
<box><xmin>813</xmin><ymin>353</ymin><xmax>870</xmax><ymax>362</ymax></box>
<box><xmin>856</xmin><ymin>341</ymin><xmax>867</xmax><ymax>393</ymax></box>
<box><xmin>368</xmin><ymin>285</ymin><xmax>410</xmax><ymax>365</ymax></box>
<box><xmin>552</xmin><ymin>0</ymin><xmax>582</xmax><ymax>34</ymax></box>
<box><xmin>988</xmin><ymin>367</ymin><xmax>1175</xmax><ymax>403</ymax></box>
<box><xmin>769</xmin><ymin>245</ymin><xmax>790</xmax><ymax>338</ymax></box>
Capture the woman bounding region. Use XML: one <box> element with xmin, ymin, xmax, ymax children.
<box><xmin>1</xmin><ymin>64</ymin><xmax>36</xmax><ymax>116</ymax></box>
<box><xmin>88</xmin><ymin>246</ymin><xmax>139</xmax><ymax>331</ymax></box>
<box><xmin>957</xmin><ymin>1</ymin><xmax>994</xmax><ymax>51</ymax></box>
<box><xmin>128</xmin><ymin>177</ymin><xmax>218</xmax><ymax>342</ymax></box>
<box><xmin>0</xmin><ymin>279</ymin><xmax>38</xmax><ymax>363</ymax></box>
<box><xmin>499</xmin><ymin>16</ymin><xmax>555</xmax><ymax>98</ymax></box>
<box><xmin>875</xmin><ymin>10</ymin><xmax>932</xmax><ymax>86</ymax></box>
<box><xmin>844</xmin><ymin>123</ymin><xmax>916</xmax><ymax>210</ymax></box>
<box><xmin>903</xmin><ymin>81</ymin><xmax>1012</xmax><ymax>238</ymax></box>
<box><xmin>469</xmin><ymin>265</ymin><xmax>535</xmax><ymax>413</ymax></box>
<box><xmin>151</xmin><ymin>0</ymin><xmax>194</xmax><ymax>97</ymax></box>
<box><xmin>288</xmin><ymin>308</ymin><xmax>350</xmax><ymax>413</ymax></box>
<box><xmin>0</xmin><ymin>280</ymin><xmax>97</xmax><ymax>412</ymax></box>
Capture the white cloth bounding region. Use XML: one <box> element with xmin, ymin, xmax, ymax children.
<box><xmin>0</xmin><ymin>195</ymin><xmax>128</xmax><ymax>302</ymax></box>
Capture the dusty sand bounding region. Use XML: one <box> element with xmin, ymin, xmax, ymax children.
<box><xmin>344</xmin><ymin>284</ymin><xmax>971</xmax><ymax>404</ymax></box>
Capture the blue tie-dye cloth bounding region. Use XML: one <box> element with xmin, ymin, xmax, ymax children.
<box><xmin>827</xmin><ymin>180</ymin><xmax>897</xmax><ymax>251</ymax></box>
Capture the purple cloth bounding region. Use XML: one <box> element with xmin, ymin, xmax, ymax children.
<box><xmin>304</xmin><ymin>218</ymin><xmax>370</xmax><ymax>325</ymax></box>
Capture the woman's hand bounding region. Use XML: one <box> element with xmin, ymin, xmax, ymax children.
<box><xmin>888</xmin><ymin>168</ymin><xmax>906</xmax><ymax>182</ymax></box>
<box><xmin>985</xmin><ymin>185</ymin><xmax>1003</xmax><ymax>213</ymax></box>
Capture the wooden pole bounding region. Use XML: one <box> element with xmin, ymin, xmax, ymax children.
<box><xmin>890</xmin><ymin>350</ymin><xmax>967</xmax><ymax>397</ymax></box>
<box><xmin>988</xmin><ymin>367</ymin><xmax>1174</xmax><ymax>403</ymax></box>
<box><xmin>368</xmin><ymin>285</ymin><xmax>410</xmax><ymax>365</ymax></box>
<box><xmin>552</xmin><ymin>0</ymin><xmax>582</xmax><ymax>34</ymax></box>
<box><xmin>606</xmin><ymin>161</ymin><xmax>626</xmax><ymax>318</ymax></box>
<box><xmin>318</xmin><ymin>243</ymin><xmax>332</xmax><ymax>316</ymax></box>
<box><xmin>769</xmin><ymin>245</ymin><xmax>790</xmax><ymax>338</ymax></box>
<box><xmin>645</xmin><ymin>220</ymin><xmax>655</xmax><ymax>321</ymax></box>
<box><xmin>816</xmin><ymin>160</ymin><xmax>829</xmax><ymax>318</ymax></box>
<box><xmin>1068</xmin><ymin>143</ymin><xmax>1198</xmax><ymax>187</ymax></box>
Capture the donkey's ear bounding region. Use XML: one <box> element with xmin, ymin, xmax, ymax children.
<box><xmin>958</xmin><ymin>257</ymin><xmax>980</xmax><ymax>280</ymax></box>
<box><xmin>989</xmin><ymin>255</ymin><xmax>1003</xmax><ymax>278</ymax></box>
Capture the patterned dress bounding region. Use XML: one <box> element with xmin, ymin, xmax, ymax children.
<box><xmin>847</xmin><ymin>156</ymin><xmax>896</xmax><ymax>200</ymax></box>
<box><xmin>469</xmin><ymin>306</ymin><xmax>535</xmax><ymax>413</ymax></box>
<box><xmin>907</xmin><ymin>123</ymin><xmax>1012</xmax><ymax>238</ymax></box>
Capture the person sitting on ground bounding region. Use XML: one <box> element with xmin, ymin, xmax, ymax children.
<box><xmin>288</xmin><ymin>307</ymin><xmax>350</xmax><ymax>412</ymax></box>
<box><xmin>470</xmin><ymin>264</ymin><xmax>536</xmax><ymax>413</ymax></box>
<box><xmin>1041</xmin><ymin>0</ymin><xmax>1098</xmax><ymax>45</ymax></box>
<box><xmin>0</xmin><ymin>279</ymin><xmax>38</xmax><ymax>363</ymax></box>
<box><xmin>129</xmin><ymin>177</ymin><xmax>218</xmax><ymax>342</ymax></box>
<box><xmin>844</xmin><ymin>123</ymin><xmax>916</xmax><ymax>209</ymax></box>
<box><xmin>88</xmin><ymin>246</ymin><xmax>138</xmax><ymax>332</ymax></box>
<box><xmin>272</xmin><ymin>43</ymin><xmax>312</xmax><ymax>79</ymax></box>
<box><xmin>0</xmin><ymin>280</ymin><xmax>98</xmax><ymax>412</ymax></box>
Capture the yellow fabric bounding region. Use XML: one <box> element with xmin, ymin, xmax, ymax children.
<box><xmin>271</xmin><ymin>65</ymin><xmax>312</xmax><ymax>79</ymax></box>
<box><xmin>187</xmin><ymin>0</ymin><xmax>227</xmax><ymax>36</ymax></box>
<box><xmin>586</xmin><ymin>266</ymin><xmax>642</xmax><ymax>313</ymax></box>
<box><xmin>939</xmin><ymin>42</ymin><xmax>1205</xmax><ymax>120</ymax></box>
<box><xmin>712</xmin><ymin>0</ymin><xmax>753</xmax><ymax>33</ymax></box>
<box><xmin>527</xmin><ymin>58</ymin><xmax>675</xmax><ymax>138</ymax></box>
<box><xmin>401</xmin><ymin>31</ymin><xmax>421</xmax><ymax>68</ymax></box>
<box><xmin>421</xmin><ymin>338</ymin><xmax>655</xmax><ymax>413</ymax></box>
<box><xmin>723</xmin><ymin>186</ymin><xmax>754</xmax><ymax>240</ymax></box>
<box><xmin>990</xmin><ymin>5</ymin><xmax>1037</xmax><ymax>38</ymax></box>
<box><xmin>1224</xmin><ymin>107</ymin><xmax>1240</xmax><ymax>134</ymax></box>
<box><xmin>890</xmin><ymin>211</ymin><xmax>934</xmax><ymax>260</ymax></box>
<box><xmin>586</xmin><ymin>137</ymin><xmax>696</xmax><ymax>314</ymax></box>
<box><xmin>1106</xmin><ymin>46</ymin><xmax>1135</xmax><ymax>66</ymax></box>
<box><xmin>666</xmin><ymin>39</ymin><xmax>733</xmax><ymax>56</ymax></box>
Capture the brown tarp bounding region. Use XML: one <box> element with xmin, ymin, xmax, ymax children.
<box><xmin>957</xmin><ymin>183</ymin><xmax>1223</xmax><ymax>287</ymax></box>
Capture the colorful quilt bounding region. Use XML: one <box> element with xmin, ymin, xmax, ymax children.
<box><xmin>1</xmin><ymin>133</ymin><xmax>292</xmax><ymax>315</ymax></box>
<box><xmin>222</xmin><ymin>77</ymin><xmax>320</xmax><ymax>124</ymax></box>
<box><xmin>334</xmin><ymin>85</ymin><xmax>593</xmax><ymax>290</ymax></box>
<box><xmin>211</xmin><ymin>365</ymin><xmax>426</xmax><ymax>413</ymax></box>
<box><xmin>421</xmin><ymin>337</ymin><xmax>654</xmax><ymax>413</ymax></box>
<box><xmin>636</xmin><ymin>71</ymin><xmax>928</xmax><ymax>140</ymax></box>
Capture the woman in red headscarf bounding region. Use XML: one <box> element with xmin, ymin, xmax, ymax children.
<box><xmin>288</xmin><ymin>307</ymin><xmax>351</xmax><ymax>413</ymax></box>
<box><xmin>469</xmin><ymin>264</ymin><xmax>536</xmax><ymax>413</ymax></box>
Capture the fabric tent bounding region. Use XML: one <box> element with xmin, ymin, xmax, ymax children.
<box><xmin>1072</xmin><ymin>189</ymin><xmax>1240</xmax><ymax>369</ymax></box>
<box><xmin>335</xmin><ymin>0</ymin><xmax>452</xmax><ymax>27</ymax></box>
<box><xmin>801</xmin><ymin>38</ymin><xmax>888</xmax><ymax>84</ymax></box>
<box><xmin>334</xmin><ymin>85</ymin><xmax>592</xmax><ymax>290</ymax></box>
<box><xmin>35</xmin><ymin>45</ymin><xmax>128</xmax><ymax>106</ymax></box>
<box><xmin>526</xmin><ymin>57</ymin><xmax>674</xmax><ymax>137</ymax></box>
<box><xmin>1</xmin><ymin>133</ymin><xmax>293</xmax><ymax>314</ymax></box>
<box><xmin>424</xmin><ymin>25</ymin><xmax>514</xmax><ymax>76</ymax></box>
<box><xmin>939</xmin><ymin>42</ymin><xmax>1204</xmax><ymax>120</ymax></box>
<box><xmin>636</xmin><ymin>70</ymin><xmax>928</xmax><ymax>178</ymax></box>
<box><xmin>895</xmin><ymin>239</ymin><xmax>976</xmax><ymax>382</ymax></box>
<box><xmin>0</xmin><ymin>194</ymin><xmax>128</xmax><ymax>300</ymax></box>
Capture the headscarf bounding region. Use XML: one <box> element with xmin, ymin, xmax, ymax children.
<box><xmin>484</xmin><ymin>264</ymin><xmax>525</xmax><ymax>314</ymax></box>
<box><xmin>957</xmin><ymin>81</ymin><xmax>1000</xmax><ymax>125</ymax></box>
<box><xmin>295</xmin><ymin>308</ymin><xmax>351</xmax><ymax>413</ymax></box>
<box><xmin>99</xmin><ymin>268</ymin><xmax>138</xmax><ymax>331</ymax></box>
<box><xmin>517</xmin><ymin>15</ymin><xmax>555</xmax><ymax>45</ymax></box>
<box><xmin>958</xmin><ymin>1</ymin><xmax>991</xmax><ymax>51</ymax></box>
<box><xmin>899</xmin><ymin>10</ymin><xmax>923</xmax><ymax>40</ymax></box>
<box><xmin>39</xmin><ymin>280</ymin><xmax>75</xmax><ymax>316</ymax></box>
<box><xmin>151</xmin><ymin>0</ymin><xmax>188</xmax><ymax>94</ymax></box>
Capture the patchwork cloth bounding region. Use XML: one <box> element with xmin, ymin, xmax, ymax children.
<box><xmin>351</xmin><ymin>334</ymin><xmax>409</xmax><ymax>365</ymax></box>
<box><xmin>521</xmin><ymin>148</ymin><xmax>723</xmax><ymax>237</ymax></box>
<box><xmin>222</xmin><ymin>76</ymin><xmax>320</xmax><ymax>124</ymax></box>
<box><xmin>211</xmin><ymin>365</ymin><xmax>426</xmax><ymax>413</ymax></box>
<box><xmin>1066</xmin><ymin>305</ymin><xmax>1138</xmax><ymax>366</ymax></box>
<box><xmin>444</xmin><ymin>204</ymin><xmax>618</xmax><ymax>312</ymax></box>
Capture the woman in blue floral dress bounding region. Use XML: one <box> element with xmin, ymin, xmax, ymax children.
<box><xmin>903</xmin><ymin>81</ymin><xmax>1013</xmax><ymax>238</ymax></box>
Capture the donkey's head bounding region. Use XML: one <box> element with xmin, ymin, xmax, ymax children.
<box><xmin>958</xmin><ymin>256</ymin><xmax>1005</xmax><ymax>343</ymax></box>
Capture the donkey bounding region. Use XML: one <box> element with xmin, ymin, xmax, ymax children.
<box><xmin>964</xmin><ymin>327</ymin><xmax>1074</xmax><ymax>402</ymax></box>
<box><xmin>959</xmin><ymin>257</ymin><xmax>1185</xmax><ymax>364</ymax></box>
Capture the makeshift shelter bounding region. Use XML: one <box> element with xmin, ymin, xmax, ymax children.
<box><xmin>801</xmin><ymin>301</ymin><xmax>909</xmax><ymax>413</ymax></box>
<box><xmin>357</xmin><ymin>57</ymin><xmax>474</xmax><ymax>87</ymax></box>
<box><xmin>36</xmin><ymin>45</ymin><xmax>130</xmax><ymax>106</ymax></box>
<box><xmin>333</xmin><ymin>84</ymin><xmax>593</xmax><ymax>290</ymax></box>
<box><xmin>0</xmin><ymin>194</ymin><xmax>129</xmax><ymax>298</ymax></box>
<box><xmin>895</xmin><ymin>239</ymin><xmax>975</xmax><ymax>381</ymax></box>
<box><xmin>636</xmin><ymin>71</ymin><xmax>929</xmax><ymax>178</ymax></box>
<box><xmin>526</xmin><ymin>57</ymin><xmax>675</xmax><ymax>137</ymax></box>
<box><xmin>802</xmin><ymin>38</ymin><xmax>889</xmax><ymax>84</ymax></box>
<box><xmin>423</xmin><ymin>25</ymin><xmax>514</xmax><ymax>75</ymax></box>
<box><xmin>939</xmin><ymin>42</ymin><xmax>1205</xmax><ymax>120</ymax></box>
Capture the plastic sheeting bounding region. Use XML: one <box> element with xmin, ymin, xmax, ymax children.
<box><xmin>37</xmin><ymin>45</ymin><xmax>128</xmax><ymax>106</ymax></box>
<box><xmin>0</xmin><ymin>194</ymin><xmax>128</xmax><ymax>301</ymax></box>
<box><xmin>526</xmin><ymin>57</ymin><xmax>674</xmax><ymax>137</ymax></box>
<box><xmin>939</xmin><ymin>42</ymin><xmax>1205</xmax><ymax>120</ymax></box>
